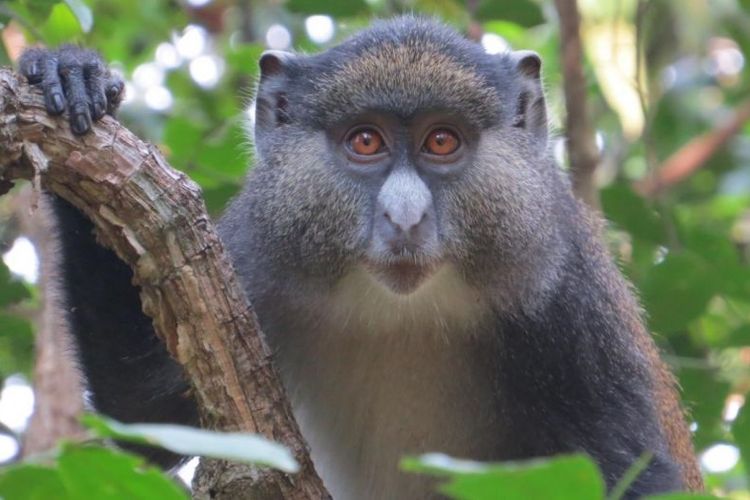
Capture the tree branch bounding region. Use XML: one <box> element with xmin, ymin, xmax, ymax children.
<box><xmin>553</xmin><ymin>0</ymin><xmax>601</xmax><ymax>209</ymax></box>
<box><xmin>635</xmin><ymin>99</ymin><xmax>750</xmax><ymax>197</ymax></box>
<box><xmin>0</xmin><ymin>68</ymin><xmax>329</xmax><ymax>499</ymax></box>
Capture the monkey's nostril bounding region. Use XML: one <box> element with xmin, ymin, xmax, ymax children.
<box><xmin>383</xmin><ymin>209</ymin><xmax>430</xmax><ymax>235</ymax></box>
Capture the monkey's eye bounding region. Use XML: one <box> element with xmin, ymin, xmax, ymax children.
<box><xmin>347</xmin><ymin>128</ymin><xmax>385</xmax><ymax>156</ymax></box>
<box><xmin>423</xmin><ymin>129</ymin><xmax>460</xmax><ymax>156</ymax></box>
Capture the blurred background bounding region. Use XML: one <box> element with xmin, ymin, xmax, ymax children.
<box><xmin>0</xmin><ymin>0</ymin><xmax>749</xmax><ymax>496</ymax></box>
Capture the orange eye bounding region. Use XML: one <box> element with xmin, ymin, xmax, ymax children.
<box><xmin>348</xmin><ymin>128</ymin><xmax>384</xmax><ymax>156</ymax></box>
<box><xmin>423</xmin><ymin>129</ymin><xmax>460</xmax><ymax>156</ymax></box>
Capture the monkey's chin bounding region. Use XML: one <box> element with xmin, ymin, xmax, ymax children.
<box><xmin>364</xmin><ymin>260</ymin><xmax>440</xmax><ymax>295</ymax></box>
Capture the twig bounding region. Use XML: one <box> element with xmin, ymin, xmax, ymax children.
<box><xmin>635</xmin><ymin>100</ymin><xmax>750</xmax><ymax>197</ymax></box>
<box><xmin>553</xmin><ymin>0</ymin><xmax>602</xmax><ymax>209</ymax></box>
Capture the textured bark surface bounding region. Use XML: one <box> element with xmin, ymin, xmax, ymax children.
<box><xmin>0</xmin><ymin>68</ymin><xmax>329</xmax><ymax>499</ymax></box>
<box><xmin>553</xmin><ymin>0</ymin><xmax>602</xmax><ymax>209</ymax></box>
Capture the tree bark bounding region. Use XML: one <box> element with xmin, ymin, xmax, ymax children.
<box><xmin>553</xmin><ymin>0</ymin><xmax>601</xmax><ymax>209</ymax></box>
<box><xmin>0</xmin><ymin>68</ymin><xmax>329</xmax><ymax>499</ymax></box>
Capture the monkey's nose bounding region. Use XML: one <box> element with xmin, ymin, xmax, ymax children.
<box><xmin>375</xmin><ymin>168</ymin><xmax>436</xmax><ymax>254</ymax></box>
<box><xmin>380</xmin><ymin>209</ymin><xmax>433</xmax><ymax>254</ymax></box>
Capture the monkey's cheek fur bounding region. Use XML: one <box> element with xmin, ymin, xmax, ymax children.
<box><xmin>363</xmin><ymin>259</ymin><xmax>441</xmax><ymax>295</ymax></box>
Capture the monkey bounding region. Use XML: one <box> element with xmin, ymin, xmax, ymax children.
<box><xmin>19</xmin><ymin>17</ymin><xmax>702</xmax><ymax>499</ymax></box>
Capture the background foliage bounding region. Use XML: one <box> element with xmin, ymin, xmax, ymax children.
<box><xmin>0</xmin><ymin>0</ymin><xmax>749</xmax><ymax>498</ymax></box>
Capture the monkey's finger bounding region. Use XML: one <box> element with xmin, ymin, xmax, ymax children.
<box><xmin>84</xmin><ymin>57</ymin><xmax>108</xmax><ymax>121</ymax></box>
<box><xmin>41</xmin><ymin>53</ymin><xmax>67</xmax><ymax>116</ymax></box>
<box><xmin>104</xmin><ymin>75</ymin><xmax>125</xmax><ymax>115</ymax></box>
<box><xmin>58</xmin><ymin>52</ymin><xmax>92</xmax><ymax>135</ymax></box>
<box><xmin>18</xmin><ymin>48</ymin><xmax>46</xmax><ymax>84</ymax></box>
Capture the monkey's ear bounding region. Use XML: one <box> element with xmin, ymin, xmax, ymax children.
<box><xmin>255</xmin><ymin>50</ymin><xmax>296</xmax><ymax>130</ymax></box>
<box><xmin>259</xmin><ymin>50</ymin><xmax>295</xmax><ymax>82</ymax></box>
<box><xmin>510</xmin><ymin>50</ymin><xmax>547</xmax><ymax>144</ymax></box>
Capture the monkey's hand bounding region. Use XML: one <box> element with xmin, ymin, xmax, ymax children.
<box><xmin>19</xmin><ymin>46</ymin><xmax>125</xmax><ymax>135</ymax></box>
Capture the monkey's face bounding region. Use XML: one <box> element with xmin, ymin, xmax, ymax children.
<box><xmin>249</xmin><ymin>18</ymin><xmax>563</xmax><ymax>302</ymax></box>
<box><xmin>329</xmin><ymin>112</ymin><xmax>475</xmax><ymax>294</ymax></box>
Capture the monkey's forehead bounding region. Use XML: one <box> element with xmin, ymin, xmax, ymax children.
<box><xmin>307</xmin><ymin>43</ymin><xmax>502</xmax><ymax>127</ymax></box>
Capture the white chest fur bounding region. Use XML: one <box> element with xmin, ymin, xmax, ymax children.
<box><xmin>268</xmin><ymin>266</ymin><xmax>499</xmax><ymax>500</ymax></box>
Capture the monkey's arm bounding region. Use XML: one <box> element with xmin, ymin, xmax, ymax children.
<box><xmin>19</xmin><ymin>47</ymin><xmax>198</xmax><ymax>466</ymax></box>
<box><xmin>492</xmin><ymin>217</ymin><xmax>684</xmax><ymax>497</ymax></box>
<box><xmin>51</xmin><ymin>195</ymin><xmax>199</xmax><ymax>467</ymax></box>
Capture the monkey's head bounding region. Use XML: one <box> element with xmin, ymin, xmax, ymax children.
<box><xmin>243</xmin><ymin>17</ymin><xmax>567</xmax><ymax>306</ymax></box>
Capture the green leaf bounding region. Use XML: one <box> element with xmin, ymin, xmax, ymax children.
<box><xmin>723</xmin><ymin>324</ymin><xmax>750</xmax><ymax>348</ymax></box>
<box><xmin>0</xmin><ymin>261</ymin><xmax>31</xmax><ymax>308</ymax></box>
<box><xmin>473</xmin><ymin>0</ymin><xmax>544</xmax><ymax>26</ymax></box>
<box><xmin>83</xmin><ymin>415</ymin><xmax>299</xmax><ymax>473</ymax></box>
<box><xmin>286</xmin><ymin>0</ymin><xmax>368</xmax><ymax>17</ymax></box>
<box><xmin>640</xmin><ymin>252</ymin><xmax>718</xmax><ymax>334</ymax></box>
<box><xmin>180</xmin><ymin>119</ymin><xmax>249</xmax><ymax>187</ymax></box>
<box><xmin>413</xmin><ymin>0</ymin><xmax>469</xmax><ymax>26</ymax></box>
<box><xmin>0</xmin><ymin>36</ymin><xmax>10</xmax><ymax>65</ymax></box>
<box><xmin>163</xmin><ymin>116</ymin><xmax>204</xmax><ymax>164</ymax></box>
<box><xmin>14</xmin><ymin>0</ymin><xmax>58</xmax><ymax>27</ymax></box>
<box><xmin>0</xmin><ymin>465</ymin><xmax>67</xmax><ymax>500</ymax></box>
<box><xmin>0</xmin><ymin>444</ymin><xmax>187</xmax><ymax>500</ymax></box>
<box><xmin>63</xmin><ymin>0</ymin><xmax>93</xmax><ymax>33</ymax></box>
<box><xmin>679</xmin><ymin>367</ymin><xmax>729</xmax><ymax>449</ymax></box>
<box><xmin>608</xmin><ymin>452</ymin><xmax>652</xmax><ymax>500</ymax></box>
<box><xmin>196</xmin><ymin>132</ymin><xmax>248</xmax><ymax>180</ymax></box>
<box><xmin>678</xmin><ymin>225</ymin><xmax>750</xmax><ymax>300</ymax></box>
<box><xmin>483</xmin><ymin>20</ymin><xmax>528</xmax><ymax>47</ymax></box>
<box><xmin>225</xmin><ymin>43</ymin><xmax>265</xmax><ymax>77</ymax></box>
<box><xmin>57</xmin><ymin>444</ymin><xmax>187</xmax><ymax>499</ymax></box>
<box><xmin>203</xmin><ymin>183</ymin><xmax>241</xmax><ymax>215</ymax></box>
<box><xmin>601</xmin><ymin>184</ymin><xmax>665</xmax><ymax>245</ymax></box>
<box><xmin>40</xmin><ymin>2</ymin><xmax>83</xmax><ymax>45</ymax></box>
<box><xmin>0</xmin><ymin>313</ymin><xmax>35</xmax><ymax>377</ymax></box>
<box><xmin>402</xmin><ymin>453</ymin><xmax>605</xmax><ymax>500</ymax></box>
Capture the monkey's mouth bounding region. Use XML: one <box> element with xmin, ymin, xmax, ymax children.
<box><xmin>363</xmin><ymin>258</ymin><xmax>441</xmax><ymax>295</ymax></box>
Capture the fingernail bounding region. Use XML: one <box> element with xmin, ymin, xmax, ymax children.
<box><xmin>94</xmin><ymin>100</ymin><xmax>105</xmax><ymax>118</ymax></box>
<box><xmin>108</xmin><ymin>84</ymin><xmax>121</xmax><ymax>99</ymax></box>
<box><xmin>51</xmin><ymin>93</ymin><xmax>64</xmax><ymax>113</ymax></box>
<box><xmin>72</xmin><ymin>114</ymin><xmax>90</xmax><ymax>135</ymax></box>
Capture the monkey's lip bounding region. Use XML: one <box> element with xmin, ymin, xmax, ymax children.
<box><xmin>363</xmin><ymin>257</ymin><xmax>442</xmax><ymax>295</ymax></box>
